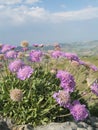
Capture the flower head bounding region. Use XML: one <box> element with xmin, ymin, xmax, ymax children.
<box><xmin>71</xmin><ymin>61</ymin><xmax>80</xmax><ymax>67</ymax></box>
<box><xmin>64</xmin><ymin>53</ymin><xmax>79</xmax><ymax>62</ymax></box>
<box><xmin>53</xmin><ymin>90</ymin><xmax>70</xmax><ymax>108</ymax></box>
<box><xmin>69</xmin><ymin>100</ymin><xmax>88</xmax><ymax>121</ymax></box>
<box><xmin>50</xmin><ymin>68</ymin><xmax>57</xmax><ymax>74</ymax></box>
<box><xmin>10</xmin><ymin>88</ymin><xmax>23</xmax><ymax>102</ymax></box>
<box><xmin>21</xmin><ymin>40</ymin><xmax>29</xmax><ymax>47</ymax></box>
<box><xmin>39</xmin><ymin>44</ymin><xmax>44</xmax><ymax>47</ymax></box>
<box><xmin>90</xmin><ymin>65</ymin><xmax>98</xmax><ymax>72</ymax></box>
<box><xmin>1</xmin><ymin>44</ymin><xmax>14</xmax><ymax>53</ymax></box>
<box><xmin>33</xmin><ymin>44</ymin><xmax>39</xmax><ymax>47</ymax></box>
<box><xmin>17</xmin><ymin>52</ymin><xmax>24</xmax><ymax>59</ymax></box>
<box><xmin>5</xmin><ymin>50</ymin><xmax>17</xmax><ymax>59</ymax></box>
<box><xmin>56</xmin><ymin>70</ymin><xmax>75</xmax><ymax>93</ymax></box>
<box><xmin>8</xmin><ymin>59</ymin><xmax>24</xmax><ymax>72</ymax></box>
<box><xmin>29</xmin><ymin>50</ymin><xmax>43</xmax><ymax>62</ymax></box>
<box><xmin>17</xmin><ymin>66</ymin><xmax>34</xmax><ymax>80</ymax></box>
<box><xmin>90</xmin><ymin>81</ymin><xmax>98</xmax><ymax>96</ymax></box>
<box><xmin>51</xmin><ymin>50</ymin><xmax>63</xmax><ymax>58</ymax></box>
<box><xmin>22</xmin><ymin>47</ymin><xmax>28</xmax><ymax>52</ymax></box>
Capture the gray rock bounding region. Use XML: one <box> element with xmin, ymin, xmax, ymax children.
<box><xmin>4</xmin><ymin>117</ymin><xmax>14</xmax><ymax>129</ymax></box>
<box><xmin>77</xmin><ymin>128</ymin><xmax>87</xmax><ymax>130</ymax></box>
<box><xmin>77</xmin><ymin>122</ymin><xmax>88</xmax><ymax>128</ymax></box>
<box><xmin>34</xmin><ymin>122</ymin><xmax>77</xmax><ymax>130</ymax></box>
<box><xmin>87</xmin><ymin>126</ymin><xmax>94</xmax><ymax>130</ymax></box>
<box><xmin>0</xmin><ymin>121</ymin><xmax>10</xmax><ymax>130</ymax></box>
<box><xmin>11</xmin><ymin>125</ymin><xmax>33</xmax><ymax>130</ymax></box>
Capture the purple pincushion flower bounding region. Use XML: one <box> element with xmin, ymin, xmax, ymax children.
<box><xmin>63</xmin><ymin>53</ymin><xmax>79</xmax><ymax>62</ymax></box>
<box><xmin>90</xmin><ymin>65</ymin><xmax>98</xmax><ymax>72</ymax></box>
<box><xmin>8</xmin><ymin>59</ymin><xmax>24</xmax><ymax>72</ymax></box>
<box><xmin>17</xmin><ymin>66</ymin><xmax>34</xmax><ymax>80</ymax></box>
<box><xmin>90</xmin><ymin>82</ymin><xmax>98</xmax><ymax>96</ymax></box>
<box><xmin>51</xmin><ymin>50</ymin><xmax>63</xmax><ymax>58</ymax></box>
<box><xmin>33</xmin><ymin>44</ymin><xmax>39</xmax><ymax>47</ymax></box>
<box><xmin>5</xmin><ymin>50</ymin><xmax>17</xmax><ymax>59</ymax></box>
<box><xmin>56</xmin><ymin>70</ymin><xmax>75</xmax><ymax>93</ymax></box>
<box><xmin>69</xmin><ymin>100</ymin><xmax>89</xmax><ymax>121</ymax></box>
<box><xmin>1</xmin><ymin>44</ymin><xmax>15</xmax><ymax>53</ymax></box>
<box><xmin>22</xmin><ymin>47</ymin><xmax>28</xmax><ymax>52</ymax></box>
<box><xmin>53</xmin><ymin>90</ymin><xmax>70</xmax><ymax>108</ymax></box>
<box><xmin>29</xmin><ymin>50</ymin><xmax>43</xmax><ymax>62</ymax></box>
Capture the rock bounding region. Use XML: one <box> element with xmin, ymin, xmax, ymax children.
<box><xmin>0</xmin><ymin>121</ymin><xmax>10</xmax><ymax>130</ymax></box>
<box><xmin>34</xmin><ymin>122</ymin><xmax>77</xmax><ymax>130</ymax></box>
<box><xmin>11</xmin><ymin>124</ymin><xmax>33</xmax><ymax>130</ymax></box>
<box><xmin>77</xmin><ymin>122</ymin><xmax>88</xmax><ymax>128</ymax></box>
<box><xmin>77</xmin><ymin>128</ymin><xmax>87</xmax><ymax>130</ymax></box>
<box><xmin>87</xmin><ymin>126</ymin><xmax>94</xmax><ymax>130</ymax></box>
<box><xmin>4</xmin><ymin>117</ymin><xmax>14</xmax><ymax>129</ymax></box>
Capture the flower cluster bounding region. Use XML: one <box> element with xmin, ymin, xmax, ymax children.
<box><xmin>56</xmin><ymin>70</ymin><xmax>75</xmax><ymax>93</ymax></box>
<box><xmin>0</xmin><ymin>43</ymin><xmax>98</xmax><ymax>125</ymax></box>
<box><xmin>53</xmin><ymin>70</ymin><xmax>89</xmax><ymax>121</ymax></box>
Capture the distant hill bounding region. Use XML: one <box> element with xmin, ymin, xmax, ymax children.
<box><xmin>44</xmin><ymin>40</ymin><xmax>98</xmax><ymax>56</ymax></box>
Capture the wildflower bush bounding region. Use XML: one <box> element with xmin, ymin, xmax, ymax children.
<box><xmin>0</xmin><ymin>43</ymin><xmax>98</xmax><ymax>126</ymax></box>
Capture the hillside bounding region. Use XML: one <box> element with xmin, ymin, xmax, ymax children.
<box><xmin>44</xmin><ymin>40</ymin><xmax>98</xmax><ymax>56</ymax></box>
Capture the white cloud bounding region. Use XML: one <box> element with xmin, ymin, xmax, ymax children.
<box><xmin>52</xmin><ymin>6</ymin><xmax>98</xmax><ymax>22</ymax></box>
<box><xmin>0</xmin><ymin>0</ymin><xmax>21</xmax><ymax>5</ymax></box>
<box><xmin>24</xmin><ymin>0</ymin><xmax>41</xmax><ymax>4</ymax></box>
<box><xmin>0</xmin><ymin>5</ymin><xmax>98</xmax><ymax>26</ymax></box>
<box><xmin>0</xmin><ymin>0</ymin><xmax>41</xmax><ymax>5</ymax></box>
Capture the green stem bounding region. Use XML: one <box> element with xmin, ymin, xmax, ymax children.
<box><xmin>41</xmin><ymin>103</ymin><xmax>58</xmax><ymax>116</ymax></box>
<box><xmin>56</xmin><ymin>113</ymin><xmax>71</xmax><ymax>117</ymax></box>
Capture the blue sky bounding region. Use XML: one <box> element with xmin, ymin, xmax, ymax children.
<box><xmin>0</xmin><ymin>0</ymin><xmax>98</xmax><ymax>45</ymax></box>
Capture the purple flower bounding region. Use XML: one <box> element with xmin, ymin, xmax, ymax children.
<box><xmin>79</xmin><ymin>60</ymin><xmax>86</xmax><ymax>65</ymax></box>
<box><xmin>90</xmin><ymin>82</ymin><xmax>98</xmax><ymax>96</ymax></box>
<box><xmin>39</xmin><ymin>44</ymin><xmax>44</xmax><ymax>47</ymax></box>
<box><xmin>22</xmin><ymin>47</ymin><xmax>28</xmax><ymax>52</ymax></box>
<box><xmin>69</xmin><ymin>100</ymin><xmax>88</xmax><ymax>121</ymax></box>
<box><xmin>33</xmin><ymin>44</ymin><xmax>39</xmax><ymax>47</ymax></box>
<box><xmin>29</xmin><ymin>50</ymin><xmax>43</xmax><ymax>62</ymax></box>
<box><xmin>17</xmin><ymin>66</ymin><xmax>34</xmax><ymax>80</ymax></box>
<box><xmin>56</xmin><ymin>70</ymin><xmax>75</xmax><ymax>93</ymax></box>
<box><xmin>64</xmin><ymin>53</ymin><xmax>79</xmax><ymax>61</ymax></box>
<box><xmin>51</xmin><ymin>50</ymin><xmax>63</xmax><ymax>59</ymax></box>
<box><xmin>9</xmin><ymin>59</ymin><xmax>24</xmax><ymax>72</ymax></box>
<box><xmin>90</xmin><ymin>65</ymin><xmax>98</xmax><ymax>71</ymax></box>
<box><xmin>53</xmin><ymin>90</ymin><xmax>70</xmax><ymax>108</ymax></box>
<box><xmin>5</xmin><ymin>50</ymin><xmax>17</xmax><ymax>59</ymax></box>
<box><xmin>1</xmin><ymin>44</ymin><xmax>15</xmax><ymax>53</ymax></box>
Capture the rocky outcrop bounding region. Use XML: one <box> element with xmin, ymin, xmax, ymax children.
<box><xmin>0</xmin><ymin>117</ymin><xmax>98</xmax><ymax>130</ymax></box>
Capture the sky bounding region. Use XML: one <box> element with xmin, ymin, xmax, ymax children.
<box><xmin>0</xmin><ymin>0</ymin><xmax>98</xmax><ymax>45</ymax></box>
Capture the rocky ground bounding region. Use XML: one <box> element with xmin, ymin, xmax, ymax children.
<box><xmin>0</xmin><ymin>116</ymin><xmax>98</xmax><ymax>130</ymax></box>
